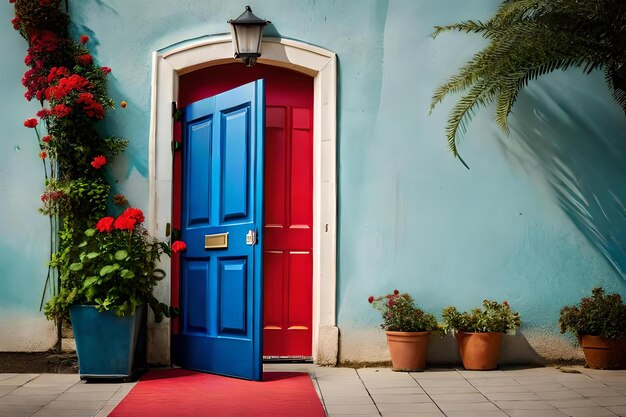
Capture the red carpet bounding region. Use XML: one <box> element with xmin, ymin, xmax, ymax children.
<box><xmin>108</xmin><ymin>369</ymin><xmax>326</xmax><ymax>417</ymax></box>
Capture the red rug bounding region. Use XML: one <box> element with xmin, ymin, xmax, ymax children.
<box><xmin>108</xmin><ymin>369</ymin><xmax>326</xmax><ymax>417</ymax></box>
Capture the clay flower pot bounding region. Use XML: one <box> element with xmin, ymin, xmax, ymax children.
<box><xmin>580</xmin><ymin>335</ymin><xmax>626</xmax><ymax>369</ymax></box>
<box><xmin>455</xmin><ymin>331</ymin><xmax>503</xmax><ymax>370</ymax></box>
<box><xmin>385</xmin><ymin>331</ymin><xmax>431</xmax><ymax>371</ymax></box>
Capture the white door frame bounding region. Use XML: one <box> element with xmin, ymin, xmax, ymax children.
<box><xmin>147</xmin><ymin>36</ymin><xmax>338</xmax><ymax>365</ymax></box>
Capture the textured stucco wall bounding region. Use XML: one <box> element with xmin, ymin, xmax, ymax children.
<box><xmin>1</xmin><ymin>0</ymin><xmax>625</xmax><ymax>362</ymax></box>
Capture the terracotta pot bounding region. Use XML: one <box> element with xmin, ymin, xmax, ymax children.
<box><xmin>385</xmin><ymin>331</ymin><xmax>431</xmax><ymax>371</ymax></box>
<box><xmin>580</xmin><ymin>335</ymin><xmax>626</xmax><ymax>369</ymax></box>
<box><xmin>455</xmin><ymin>331</ymin><xmax>503</xmax><ymax>370</ymax></box>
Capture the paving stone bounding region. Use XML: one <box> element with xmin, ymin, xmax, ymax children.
<box><xmin>536</xmin><ymin>390</ymin><xmax>584</xmax><ymax>400</ymax></box>
<box><xmin>377</xmin><ymin>402</ymin><xmax>440</xmax><ymax>413</ymax></box>
<box><xmin>527</xmin><ymin>383</ymin><xmax>570</xmax><ymax>393</ymax></box>
<box><xmin>416</xmin><ymin>379</ymin><xmax>473</xmax><ymax>388</ymax></box>
<box><xmin>381</xmin><ymin>412</ymin><xmax>445</xmax><ymax>417</ymax></box>
<box><xmin>437</xmin><ymin>402</ymin><xmax>498</xmax><ymax>411</ymax></box>
<box><xmin>31</xmin><ymin>409</ymin><xmax>98</xmax><ymax>417</ymax></box>
<box><xmin>484</xmin><ymin>392</ymin><xmax>540</xmax><ymax>401</ymax></box>
<box><xmin>548</xmin><ymin>398</ymin><xmax>601</xmax><ymax>408</ymax></box>
<box><xmin>589</xmin><ymin>396</ymin><xmax>626</xmax><ymax>407</ymax></box>
<box><xmin>325</xmin><ymin>404</ymin><xmax>380</xmax><ymax>414</ymax></box>
<box><xmin>0</xmin><ymin>394</ymin><xmax>57</xmax><ymax>406</ymax></box>
<box><xmin>444</xmin><ymin>411</ymin><xmax>507</xmax><ymax>417</ymax></box>
<box><xmin>575</xmin><ymin>387</ymin><xmax>622</xmax><ymax>397</ymax></box>
<box><xmin>505</xmin><ymin>410</ymin><xmax>568</xmax><ymax>417</ymax></box>
<box><xmin>457</xmin><ymin>370</ymin><xmax>508</xmax><ymax>378</ymax></box>
<box><xmin>467</xmin><ymin>377</ymin><xmax>521</xmax><ymax>387</ymax></box>
<box><xmin>556</xmin><ymin>406</ymin><xmax>618</xmax><ymax>417</ymax></box>
<box><xmin>607</xmin><ymin>405</ymin><xmax>626</xmax><ymax>415</ymax></box>
<box><xmin>0</xmin><ymin>404</ymin><xmax>43</xmax><ymax>415</ymax></box>
<box><xmin>422</xmin><ymin>386</ymin><xmax>479</xmax><ymax>395</ymax></box>
<box><xmin>322</xmin><ymin>395</ymin><xmax>374</xmax><ymax>405</ymax></box>
<box><xmin>368</xmin><ymin>387</ymin><xmax>425</xmax><ymax>395</ymax></box>
<box><xmin>0</xmin><ymin>386</ymin><xmax>19</xmax><ymax>397</ymax></box>
<box><xmin>495</xmin><ymin>400</ymin><xmax>555</xmax><ymax>409</ymax></box>
<box><xmin>477</xmin><ymin>385</ymin><xmax>532</xmax><ymax>394</ymax></box>
<box><xmin>44</xmin><ymin>399</ymin><xmax>106</xmax><ymax>410</ymax></box>
<box><xmin>430</xmin><ymin>393</ymin><xmax>489</xmax><ymax>404</ymax></box>
<box><xmin>371</xmin><ymin>394</ymin><xmax>432</xmax><ymax>404</ymax></box>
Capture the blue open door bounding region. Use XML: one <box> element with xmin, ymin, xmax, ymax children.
<box><xmin>176</xmin><ymin>80</ymin><xmax>264</xmax><ymax>381</ymax></box>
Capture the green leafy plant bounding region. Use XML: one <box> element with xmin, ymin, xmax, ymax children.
<box><xmin>368</xmin><ymin>290</ymin><xmax>438</xmax><ymax>332</ymax></box>
<box><xmin>45</xmin><ymin>207</ymin><xmax>174</xmax><ymax>322</ymax></box>
<box><xmin>558</xmin><ymin>287</ymin><xmax>626</xmax><ymax>340</ymax></box>
<box><xmin>430</xmin><ymin>0</ymin><xmax>626</xmax><ymax>167</ymax></box>
<box><xmin>441</xmin><ymin>300</ymin><xmax>521</xmax><ymax>333</ymax></box>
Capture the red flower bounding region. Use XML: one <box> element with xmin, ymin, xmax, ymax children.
<box><xmin>96</xmin><ymin>217</ymin><xmax>115</xmax><ymax>233</ymax></box>
<box><xmin>80</xmin><ymin>35</ymin><xmax>89</xmax><ymax>45</ymax></box>
<box><xmin>77</xmin><ymin>92</ymin><xmax>105</xmax><ymax>119</ymax></box>
<box><xmin>24</xmin><ymin>118</ymin><xmax>38</xmax><ymax>128</ymax></box>
<box><xmin>122</xmin><ymin>207</ymin><xmax>145</xmax><ymax>223</ymax></box>
<box><xmin>9</xmin><ymin>0</ymin><xmax>16</xmax><ymax>4</ymax></box>
<box><xmin>368</xmin><ymin>296</ymin><xmax>375</xmax><ymax>304</ymax></box>
<box><xmin>42</xmin><ymin>135</ymin><xmax>52</xmax><ymax>143</ymax></box>
<box><xmin>114</xmin><ymin>215</ymin><xmax>137</xmax><ymax>231</ymax></box>
<box><xmin>393</xmin><ymin>289</ymin><xmax>400</xmax><ymax>296</ymax></box>
<box><xmin>37</xmin><ymin>109</ymin><xmax>52</xmax><ymax>118</ymax></box>
<box><xmin>52</xmin><ymin>104</ymin><xmax>72</xmax><ymax>117</ymax></box>
<box><xmin>24</xmin><ymin>54</ymin><xmax>33</xmax><ymax>66</ymax></box>
<box><xmin>29</xmin><ymin>30</ymin><xmax>58</xmax><ymax>53</ymax></box>
<box><xmin>76</xmin><ymin>53</ymin><xmax>93</xmax><ymax>66</ymax></box>
<box><xmin>172</xmin><ymin>241</ymin><xmax>187</xmax><ymax>253</ymax></box>
<box><xmin>39</xmin><ymin>151</ymin><xmax>47</xmax><ymax>159</ymax></box>
<box><xmin>39</xmin><ymin>0</ymin><xmax>51</xmax><ymax>5</ymax></box>
<box><xmin>45</xmin><ymin>74</ymin><xmax>90</xmax><ymax>100</ymax></box>
<box><xmin>47</xmin><ymin>66</ymin><xmax>70</xmax><ymax>83</ymax></box>
<box><xmin>90</xmin><ymin>155</ymin><xmax>107</xmax><ymax>169</ymax></box>
<box><xmin>112</xmin><ymin>194</ymin><xmax>128</xmax><ymax>206</ymax></box>
<box><xmin>11</xmin><ymin>16</ymin><xmax>21</xmax><ymax>30</ymax></box>
<box><xmin>100</xmin><ymin>66</ymin><xmax>111</xmax><ymax>74</ymax></box>
<box><xmin>388</xmin><ymin>299</ymin><xmax>396</xmax><ymax>307</ymax></box>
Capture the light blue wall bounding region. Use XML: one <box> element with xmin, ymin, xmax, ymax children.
<box><xmin>1</xmin><ymin>0</ymin><xmax>625</xmax><ymax>357</ymax></box>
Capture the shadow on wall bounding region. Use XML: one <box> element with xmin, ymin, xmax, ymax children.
<box><xmin>507</xmin><ymin>72</ymin><xmax>626</xmax><ymax>280</ymax></box>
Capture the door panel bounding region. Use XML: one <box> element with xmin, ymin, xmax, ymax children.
<box><xmin>175</xmin><ymin>80</ymin><xmax>264</xmax><ymax>381</ymax></box>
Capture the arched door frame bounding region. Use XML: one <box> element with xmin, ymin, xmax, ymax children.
<box><xmin>147</xmin><ymin>36</ymin><xmax>338</xmax><ymax>365</ymax></box>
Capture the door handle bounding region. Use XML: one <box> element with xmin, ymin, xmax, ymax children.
<box><xmin>246</xmin><ymin>230</ymin><xmax>257</xmax><ymax>246</ymax></box>
<box><xmin>204</xmin><ymin>232</ymin><xmax>228</xmax><ymax>249</ymax></box>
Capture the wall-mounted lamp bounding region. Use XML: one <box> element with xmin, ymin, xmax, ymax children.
<box><xmin>228</xmin><ymin>6</ymin><xmax>270</xmax><ymax>67</ymax></box>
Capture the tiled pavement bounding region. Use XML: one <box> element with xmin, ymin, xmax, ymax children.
<box><xmin>0</xmin><ymin>365</ymin><xmax>625</xmax><ymax>417</ymax></box>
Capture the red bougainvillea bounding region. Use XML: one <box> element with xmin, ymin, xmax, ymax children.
<box><xmin>90</xmin><ymin>155</ymin><xmax>107</xmax><ymax>169</ymax></box>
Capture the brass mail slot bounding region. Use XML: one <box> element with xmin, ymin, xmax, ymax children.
<box><xmin>204</xmin><ymin>232</ymin><xmax>228</xmax><ymax>249</ymax></box>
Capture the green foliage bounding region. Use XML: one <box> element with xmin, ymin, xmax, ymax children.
<box><xmin>430</xmin><ymin>0</ymin><xmax>626</xmax><ymax>164</ymax></box>
<box><xmin>45</xmin><ymin>213</ymin><xmax>171</xmax><ymax>322</ymax></box>
<box><xmin>441</xmin><ymin>300</ymin><xmax>521</xmax><ymax>333</ymax></box>
<box><xmin>558</xmin><ymin>287</ymin><xmax>626</xmax><ymax>340</ymax></box>
<box><xmin>368</xmin><ymin>290</ymin><xmax>438</xmax><ymax>332</ymax></box>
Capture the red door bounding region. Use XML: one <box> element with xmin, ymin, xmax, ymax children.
<box><xmin>175</xmin><ymin>63</ymin><xmax>313</xmax><ymax>358</ymax></box>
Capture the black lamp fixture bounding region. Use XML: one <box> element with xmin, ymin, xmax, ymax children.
<box><xmin>228</xmin><ymin>6</ymin><xmax>270</xmax><ymax>67</ymax></box>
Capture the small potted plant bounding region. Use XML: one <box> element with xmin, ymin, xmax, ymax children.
<box><xmin>441</xmin><ymin>300</ymin><xmax>520</xmax><ymax>370</ymax></box>
<box><xmin>558</xmin><ymin>287</ymin><xmax>626</xmax><ymax>369</ymax></box>
<box><xmin>368</xmin><ymin>290</ymin><xmax>438</xmax><ymax>371</ymax></box>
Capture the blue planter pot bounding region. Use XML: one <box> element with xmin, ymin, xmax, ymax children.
<box><xmin>69</xmin><ymin>304</ymin><xmax>146</xmax><ymax>379</ymax></box>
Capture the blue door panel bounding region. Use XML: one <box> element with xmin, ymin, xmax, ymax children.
<box><xmin>221</xmin><ymin>107</ymin><xmax>250</xmax><ymax>221</ymax></box>
<box><xmin>187</xmin><ymin>119</ymin><xmax>212</xmax><ymax>226</ymax></box>
<box><xmin>219</xmin><ymin>258</ymin><xmax>248</xmax><ymax>335</ymax></box>
<box><xmin>176</xmin><ymin>80</ymin><xmax>264</xmax><ymax>381</ymax></box>
<box><xmin>184</xmin><ymin>262</ymin><xmax>209</xmax><ymax>333</ymax></box>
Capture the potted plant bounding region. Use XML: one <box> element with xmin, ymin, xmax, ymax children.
<box><xmin>368</xmin><ymin>290</ymin><xmax>438</xmax><ymax>371</ymax></box>
<box><xmin>558</xmin><ymin>287</ymin><xmax>626</xmax><ymax>369</ymax></box>
<box><xmin>45</xmin><ymin>206</ymin><xmax>181</xmax><ymax>379</ymax></box>
<box><xmin>441</xmin><ymin>300</ymin><xmax>520</xmax><ymax>370</ymax></box>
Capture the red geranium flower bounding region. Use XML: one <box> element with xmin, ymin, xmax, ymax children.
<box><xmin>24</xmin><ymin>54</ymin><xmax>33</xmax><ymax>66</ymax></box>
<box><xmin>90</xmin><ymin>155</ymin><xmax>107</xmax><ymax>169</ymax></box>
<box><xmin>24</xmin><ymin>118</ymin><xmax>38</xmax><ymax>128</ymax></box>
<box><xmin>42</xmin><ymin>135</ymin><xmax>52</xmax><ymax>143</ymax></box>
<box><xmin>96</xmin><ymin>217</ymin><xmax>115</xmax><ymax>233</ymax></box>
<box><xmin>172</xmin><ymin>241</ymin><xmax>187</xmax><ymax>253</ymax></box>
<box><xmin>114</xmin><ymin>215</ymin><xmax>137</xmax><ymax>231</ymax></box>
<box><xmin>393</xmin><ymin>289</ymin><xmax>400</xmax><ymax>296</ymax></box>
<box><xmin>76</xmin><ymin>53</ymin><xmax>93</xmax><ymax>66</ymax></box>
<box><xmin>52</xmin><ymin>104</ymin><xmax>71</xmax><ymax>117</ymax></box>
<box><xmin>37</xmin><ymin>109</ymin><xmax>52</xmax><ymax>118</ymax></box>
<box><xmin>100</xmin><ymin>66</ymin><xmax>111</xmax><ymax>74</ymax></box>
<box><xmin>39</xmin><ymin>151</ymin><xmax>47</xmax><ymax>159</ymax></box>
<box><xmin>368</xmin><ymin>296</ymin><xmax>375</xmax><ymax>304</ymax></box>
<box><xmin>11</xmin><ymin>16</ymin><xmax>21</xmax><ymax>30</ymax></box>
<box><xmin>123</xmin><ymin>207</ymin><xmax>145</xmax><ymax>223</ymax></box>
<box><xmin>80</xmin><ymin>35</ymin><xmax>89</xmax><ymax>45</ymax></box>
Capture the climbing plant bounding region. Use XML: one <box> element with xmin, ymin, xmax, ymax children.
<box><xmin>430</xmin><ymin>0</ymin><xmax>626</xmax><ymax>167</ymax></box>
